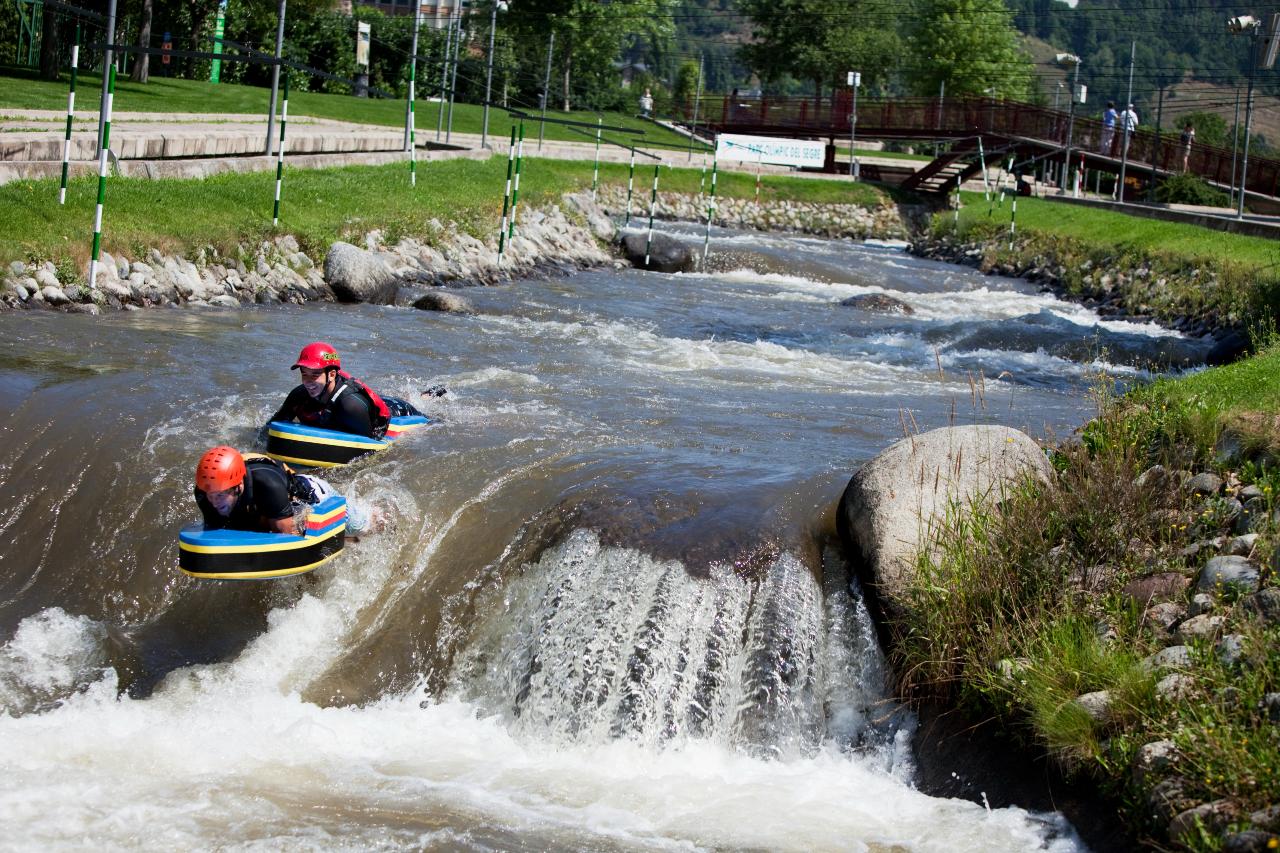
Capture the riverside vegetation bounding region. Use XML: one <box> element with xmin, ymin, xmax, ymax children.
<box><xmin>913</xmin><ymin>192</ymin><xmax>1280</xmax><ymax>347</ymax></box>
<box><xmin>892</xmin><ymin>195</ymin><xmax>1280</xmax><ymax>851</ymax></box>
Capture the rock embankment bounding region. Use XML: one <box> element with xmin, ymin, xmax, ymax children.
<box><xmin>0</xmin><ymin>192</ymin><xmax>614</xmax><ymax>314</ymax></box>
<box><xmin>595</xmin><ymin>185</ymin><xmax>914</xmax><ymax>240</ymax></box>
<box><xmin>910</xmin><ymin>230</ymin><xmax>1253</xmax><ymax>362</ymax></box>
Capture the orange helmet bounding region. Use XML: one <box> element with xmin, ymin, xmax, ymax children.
<box><xmin>292</xmin><ymin>342</ymin><xmax>341</xmax><ymax>371</ymax></box>
<box><xmin>195</xmin><ymin>446</ymin><xmax>246</xmax><ymax>493</ymax></box>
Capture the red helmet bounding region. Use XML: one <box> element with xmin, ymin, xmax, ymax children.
<box><xmin>292</xmin><ymin>342</ymin><xmax>341</xmax><ymax>371</ymax></box>
<box><xmin>195</xmin><ymin>446</ymin><xmax>246</xmax><ymax>493</ymax></box>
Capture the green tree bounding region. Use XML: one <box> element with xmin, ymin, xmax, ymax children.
<box><xmin>506</xmin><ymin>0</ymin><xmax>674</xmax><ymax>111</ymax></box>
<box><xmin>905</xmin><ymin>0</ymin><xmax>1034</xmax><ymax>99</ymax></box>
<box><xmin>739</xmin><ymin>0</ymin><xmax>900</xmax><ymax>96</ymax></box>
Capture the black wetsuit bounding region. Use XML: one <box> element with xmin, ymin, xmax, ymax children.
<box><xmin>267</xmin><ymin>376</ymin><xmax>384</xmax><ymax>438</ymax></box>
<box><xmin>194</xmin><ymin>458</ymin><xmax>313</xmax><ymax>532</ymax></box>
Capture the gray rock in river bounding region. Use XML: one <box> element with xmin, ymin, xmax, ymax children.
<box><xmin>324</xmin><ymin>241</ymin><xmax>398</xmax><ymax>304</ymax></box>
<box><xmin>839</xmin><ymin>293</ymin><xmax>915</xmax><ymax>314</ymax></box>
<box><xmin>411</xmin><ymin>290</ymin><xmax>475</xmax><ymax>314</ymax></box>
<box><xmin>836</xmin><ymin>425</ymin><xmax>1053</xmax><ymax>619</ymax></box>
<box><xmin>618</xmin><ymin>232</ymin><xmax>694</xmax><ymax>274</ymax></box>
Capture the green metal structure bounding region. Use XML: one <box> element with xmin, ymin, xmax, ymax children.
<box><xmin>13</xmin><ymin>0</ymin><xmax>44</xmax><ymax>66</ymax></box>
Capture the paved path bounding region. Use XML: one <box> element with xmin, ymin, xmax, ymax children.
<box><xmin>0</xmin><ymin>109</ymin><xmax>925</xmax><ymax>186</ymax></box>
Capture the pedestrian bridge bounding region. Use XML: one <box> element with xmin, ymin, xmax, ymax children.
<box><xmin>701</xmin><ymin>94</ymin><xmax>1280</xmax><ymax>203</ymax></box>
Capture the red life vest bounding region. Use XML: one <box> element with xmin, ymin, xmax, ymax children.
<box><xmin>337</xmin><ymin>371</ymin><xmax>391</xmax><ymax>422</ymax></box>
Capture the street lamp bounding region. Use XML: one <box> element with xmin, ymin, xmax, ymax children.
<box><xmin>1228</xmin><ymin>14</ymin><xmax>1263</xmax><ymax>218</ymax></box>
<box><xmin>481</xmin><ymin>0</ymin><xmax>510</xmax><ymax>150</ymax></box>
<box><xmin>1055</xmin><ymin>52</ymin><xmax>1081</xmax><ymax>195</ymax></box>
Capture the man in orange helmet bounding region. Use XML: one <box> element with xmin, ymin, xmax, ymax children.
<box><xmin>194</xmin><ymin>445</ymin><xmax>369</xmax><ymax>535</ymax></box>
<box><xmin>263</xmin><ymin>341</ymin><xmax>431</xmax><ymax>439</ymax></box>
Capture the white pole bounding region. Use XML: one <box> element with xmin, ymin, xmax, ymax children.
<box><xmin>59</xmin><ymin>38</ymin><xmax>80</xmax><ymax>205</ymax></box>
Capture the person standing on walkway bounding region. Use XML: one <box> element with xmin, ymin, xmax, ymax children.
<box><xmin>1100</xmin><ymin>102</ymin><xmax>1118</xmax><ymax>155</ymax></box>
<box><xmin>1120</xmin><ymin>103</ymin><xmax>1139</xmax><ymax>155</ymax></box>
<box><xmin>1180</xmin><ymin>121</ymin><xmax>1196</xmax><ymax>171</ymax></box>
<box><xmin>639</xmin><ymin>88</ymin><xmax>654</xmax><ymax>118</ymax></box>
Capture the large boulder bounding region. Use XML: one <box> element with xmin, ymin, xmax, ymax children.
<box><xmin>837</xmin><ymin>425</ymin><xmax>1053</xmax><ymax>618</ymax></box>
<box><xmin>324</xmin><ymin>241</ymin><xmax>398</xmax><ymax>304</ymax></box>
<box><xmin>618</xmin><ymin>232</ymin><xmax>694</xmax><ymax>273</ymax></box>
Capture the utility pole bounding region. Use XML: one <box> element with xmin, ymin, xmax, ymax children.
<box><xmin>266</xmin><ymin>0</ymin><xmax>287</xmax><ymax>155</ymax></box>
<box><xmin>538</xmin><ymin>29</ymin><xmax>554</xmax><ymax>151</ymax></box>
<box><xmin>482</xmin><ymin>1</ymin><xmax>505</xmax><ymax>149</ymax></box>
<box><xmin>1117</xmin><ymin>40</ymin><xmax>1136</xmax><ymax>202</ymax></box>
<box><xmin>446</xmin><ymin>10</ymin><xmax>462</xmax><ymax>143</ymax></box>
<box><xmin>687</xmin><ymin>52</ymin><xmax>703</xmax><ymax>161</ymax></box>
<box><xmin>436</xmin><ymin>9</ymin><xmax>455</xmax><ymax>141</ymax></box>
<box><xmin>1229</xmin><ymin>87</ymin><xmax>1241</xmax><ymax>207</ymax></box>
<box><xmin>1238</xmin><ymin>28</ymin><xmax>1260</xmax><ymax>218</ymax></box>
<box><xmin>848</xmin><ymin>71</ymin><xmax>861</xmax><ymax>178</ymax></box>
<box><xmin>96</xmin><ymin>0</ymin><xmax>118</xmax><ymax>151</ymax></box>
<box><xmin>1056</xmin><ymin>53</ymin><xmax>1081</xmax><ymax>194</ymax></box>
<box><xmin>405</xmin><ymin>0</ymin><xmax>422</xmax><ymax>152</ymax></box>
<box><xmin>1149</xmin><ymin>85</ymin><xmax>1164</xmax><ymax>202</ymax></box>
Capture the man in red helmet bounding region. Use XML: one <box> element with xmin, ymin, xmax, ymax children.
<box><xmin>193</xmin><ymin>445</ymin><xmax>369</xmax><ymax>535</ymax></box>
<box><xmin>263</xmin><ymin>341</ymin><xmax>427</xmax><ymax>439</ymax></box>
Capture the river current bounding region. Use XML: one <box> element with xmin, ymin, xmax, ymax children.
<box><xmin>0</xmin><ymin>223</ymin><xmax>1206</xmax><ymax>850</ymax></box>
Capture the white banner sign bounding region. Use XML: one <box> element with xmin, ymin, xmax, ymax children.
<box><xmin>715</xmin><ymin>133</ymin><xmax>825</xmax><ymax>169</ymax></box>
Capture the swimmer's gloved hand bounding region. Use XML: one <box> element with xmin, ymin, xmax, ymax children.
<box><xmin>422</xmin><ymin>384</ymin><xmax>447</xmax><ymax>397</ymax></box>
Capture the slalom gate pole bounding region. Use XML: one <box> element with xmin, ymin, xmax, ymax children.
<box><xmin>624</xmin><ymin>147</ymin><xmax>636</xmax><ymax>225</ymax></box>
<box><xmin>701</xmin><ymin>155</ymin><xmax>718</xmax><ymax>266</ymax></box>
<box><xmin>497</xmin><ymin>125</ymin><xmax>515</xmax><ymax>259</ymax></box>
<box><xmin>953</xmin><ymin>182</ymin><xmax>961</xmax><ymax>226</ymax></box>
<box><xmin>508</xmin><ymin>120</ymin><xmax>525</xmax><ymax>239</ymax></box>
<box><xmin>88</xmin><ymin>64</ymin><xmax>116</xmax><ymax>289</ymax></box>
<box><xmin>59</xmin><ymin>25</ymin><xmax>81</xmax><ymax>205</ymax></box>
<box><xmin>408</xmin><ymin>57</ymin><xmax>417</xmax><ymax>186</ymax></box>
<box><xmin>272</xmin><ymin>70</ymin><xmax>289</xmax><ymax>226</ymax></box>
<box><xmin>643</xmin><ymin>163</ymin><xmax>660</xmax><ymax>268</ymax></box>
<box><xmin>977</xmin><ymin>136</ymin><xmax>990</xmax><ymax>201</ymax></box>
<box><xmin>698</xmin><ymin>159</ymin><xmax>706</xmax><ymax>200</ymax></box>
<box><xmin>754</xmin><ymin>150</ymin><xmax>762</xmax><ymax>205</ymax></box>
<box><xmin>1009</xmin><ymin>189</ymin><xmax>1018</xmax><ymax>250</ymax></box>
<box><xmin>591</xmin><ymin>116</ymin><xmax>602</xmax><ymax>200</ymax></box>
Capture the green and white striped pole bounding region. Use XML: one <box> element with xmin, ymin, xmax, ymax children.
<box><xmin>754</xmin><ymin>149</ymin><xmax>762</xmax><ymax>205</ymax></box>
<box><xmin>88</xmin><ymin>64</ymin><xmax>116</xmax><ymax>289</ymax></box>
<box><xmin>1009</xmin><ymin>191</ymin><xmax>1018</xmax><ymax>250</ymax></box>
<box><xmin>698</xmin><ymin>159</ymin><xmax>706</xmax><ymax>200</ymax></box>
<box><xmin>701</xmin><ymin>155</ymin><xmax>718</xmax><ymax>266</ymax></box>
<box><xmin>624</xmin><ymin>147</ymin><xmax>636</xmax><ymax>226</ymax></box>
<box><xmin>591</xmin><ymin>116</ymin><xmax>602</xmax><ymax>200</ymax></box>
<box><xmin>408</xmin><ymin>57</ymin><xmax>417</xmax><ymax>186</ymax></box>
<box><xmin>508</xmin><ymin>121</ymin><xmax>525</xmax><ymax>239</ymax></box>
<box><xmin>59</xmin><ymin>25</ymin><xmax>81</xmax><ymax>205</ymax></box>
<box><xmin>497</xmin><ymin>125</ymin><xmax>516</xmax><ymax>259</ymax></box>
<box><xmin>643</xmin><ymin>163</ymin><xmax>660</xmax><ymax>268</ymax></box>
<box><xmin>272</xmin><ymin>70</ymin><xmax>289</xmax><ymax>226</ymax></box>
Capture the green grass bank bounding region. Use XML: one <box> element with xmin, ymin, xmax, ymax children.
<box><xmin>887</xmin><ymin>346</ymin><xmax>1280</xmax><ymax>851</ymax></box>
<box><xmin>0</xmin><ymin>154</ymin><xmax>889</xmax><ymax>273</ymax></box>
<box><xmin>0</xmin><ymin>66</ymin><xmax>700</xmax><ymax>152</ymax></box>
<box><xmin>918</xmin><ymin>192</ymin><xmax>1280</xmax><ymax>336</ymax></box>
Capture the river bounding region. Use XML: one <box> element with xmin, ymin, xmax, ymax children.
<box><xmin>0</xmin><ymin>223</ymin><xmax>1207</xmax><ymax>850</ymax></box>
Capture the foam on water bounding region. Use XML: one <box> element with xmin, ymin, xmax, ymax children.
<box><xmin>475</xmin><ymin>313</ymin><xmax>969</xmax><ymax>394</ymax></box>
<box><xmin>0</xmin><ymin>533</ymin><xmax>1084</xmax><ymax>852</ymax></box>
